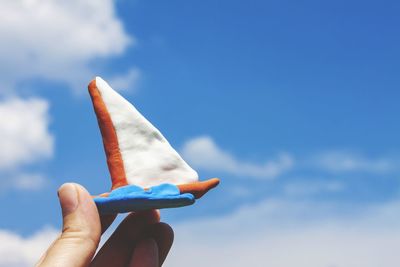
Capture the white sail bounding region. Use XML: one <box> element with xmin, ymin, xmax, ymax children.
<box><xmin>95</xmin><ymin>77</ymin><xmax>199</xmax><ymax>188</ymax></box>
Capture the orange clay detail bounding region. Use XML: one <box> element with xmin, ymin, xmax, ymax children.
<box><xmin>177</xmin><ymin>178</ymin><xmax>220</xmax><ymax>199</ymax></box>
<box><xmin>88</xmin><ymin>79</ymin><xmax>128</xmax><ymax>190</ymax></box>
<box><xmin>99</xmin><ymin>192</ymin><xmax>110</xmax><ymax>197</ymax></box>
<box><xmin>91</xmin><ymin>192</ymin><xmax>110</xmax><ymax>198</ymax></box>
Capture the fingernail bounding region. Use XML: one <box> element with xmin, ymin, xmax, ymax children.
<box><xmin>58</xmin><ymin>183</ymin><xmax>79</xmax><ymax>216</ymax></box>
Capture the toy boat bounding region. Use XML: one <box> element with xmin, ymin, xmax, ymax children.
<box><xmin>89</xmin><ymin>77</ymin><xmax>219</xmax><ymax>214</ymax></box>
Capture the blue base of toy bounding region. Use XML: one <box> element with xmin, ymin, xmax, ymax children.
<box><xmin>94</xmin><ymin>183</ymin><xmax>195</xmax><ymax>214</ymax></box>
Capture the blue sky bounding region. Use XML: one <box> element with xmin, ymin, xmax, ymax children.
<box><xmin>0</xmin><ymin>0</ymin><xmax>400</xmax><ymax>266</ymax></box>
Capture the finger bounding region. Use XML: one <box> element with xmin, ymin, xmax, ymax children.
<box><xmin>90</xmin><ymin>210</ymin><xmax>160</xmax><ymax>267</ymax></box>
<box><xmin>129</xmin><ymin>238</ymin><xmax>158</xmax><ymax>267</ymax></box>
<box><xmin>37</xmin><ymin>183</ymin><xmax>102</xmax><ymax>267</ymax></box>
<box><xmin>92</xmin><ymin>218</ymin><xmax>173</xmax><ymax>267</ymax></box>
<box><xmin>146</xmin><ymin>223</ymin><xmax>174</xmax><ymax>265</ymax></box>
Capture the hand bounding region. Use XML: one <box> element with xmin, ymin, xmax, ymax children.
<box><xmin>36</xmin><ymin>183</ymin><xmax>174</xmax><ymax>267</ymax></box>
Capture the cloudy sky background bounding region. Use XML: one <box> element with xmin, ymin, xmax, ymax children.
<box><xmin>0</xmin><ymin>0</ymin><xmax>400</xmax><ymax>266</ymax></box>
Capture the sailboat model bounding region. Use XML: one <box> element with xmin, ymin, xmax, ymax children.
<box><xmin>89</xmin><ymin>77</ymin><xmax>219</xmax><ymax>214</ymax></box>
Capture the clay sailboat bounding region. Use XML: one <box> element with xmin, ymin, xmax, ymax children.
<box><xmin>89</xmin><ymin>77</ymin><xmax>219</xmax><ymax>214</ymax></box>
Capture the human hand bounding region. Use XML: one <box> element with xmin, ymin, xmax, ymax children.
<box><xmin>36</xmin><ymin>183</ymin><xmax>174</xmax><ymax>267</ymax></box>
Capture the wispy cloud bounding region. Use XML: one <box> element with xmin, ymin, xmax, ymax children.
<box><xmin>2</xmin><ymin>198</ymin><xmax>400</xmax><ymax>267</ymax></box>
<box><xmin>314</xmin><ymin>151</ymin><xmax>396</xmax><ymax>173</ymax></box>
<box><xmin>166</xmin><ymin>198</ymin><xmax>400</xmax><ymax>267</ymax></box>
<box><xmin>181</xmin><ymin>136</ymin><xmax>400</xmax><ymax>181</ymax></box>
<box><xmin>11</xmin><ymin>173</ymin><xmax>48</xmax><ymax>191</ymax></box>
<box><xmin>181</xmin><ymin>136</ymin><xmax>294</xmax><ymax>179</ymax></box>
<box><xmin>107</xmin><ymin>67</ymin><xmax>142</xmax><ymax>92</ymax></box>
<box><xmin>0</xmin><ymin>172</ymin><xmax>49</xmax><ymax>194</ymax></box>
<box><xmin>0</xmin><ymin>0</ymin><xmax>132</xmax><ymax>93</ymax></box>
<box><xmin>283</xmin><ymin>179</ymin><xmax>344</xmax><ymax>197</ymax></box>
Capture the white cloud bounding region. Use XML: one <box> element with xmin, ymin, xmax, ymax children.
<box><xmin>166</xmin><ymin>199</ymin><xmax>400</xmax><ymax>267</ymax></box>
<box><xmin>182</xmin><ymin>136</ymin><xmax>398</xmax><ymax>178</ymax></box>
<box><xmin>0</xmin><ymin>97</ymin><xmax>53</xmax><ymax>192</ymax></box>
<box><xmin>0</xmin><ymin>227</ymin><xmax>58</xmax><ymax>267</ymax></box>
<box><xmin>181</xmin><ymin>136</ymin><xmax>294</xmax><ymax>179</ymax></box>
<box><xmin>0</xmin><ymin>222</ymin><xmax>115</xmax><ymax>267</ymax></box>
<box><xmin>0</xmin><ymin>0</ymin><xmax>132</xmax><ymax>92</ymax></box>
<box><xmin>2</xmin><ymin>199</ymin><xmax>400</xmax><ymax>267</ymax></box>
<box><xmin>0</xmin><ymin>97</ymin><xmax>53</xmax><ymax>170</ymax></box>
<box><xmin>107</xmin><ymin>67</ymin><xmax>142</xmax><ymax>92</ymax></box>
<box><xmin>315</xmin><ymin>151</ymin><xmax>395</xmax><ymax>173</ymax></box>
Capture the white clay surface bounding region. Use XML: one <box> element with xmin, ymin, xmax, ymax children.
<box><xmin>95</xmin><ymin>77</ymin><xmax>199</xmax><ymax>188</ymax></box>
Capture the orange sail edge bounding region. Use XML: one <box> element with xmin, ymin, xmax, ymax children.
<box><xmin>92</xmin><ymin>178</ymin><xmax>220</xmax><ymax>200</ymax></box>
<box><xmin>177</xmin><ymin>178</ymin><xmax>220</xmax><ymax>199</ymax></box>
<box><xmin>88</xmin><ymin>79</ymin><xmax>129</xmax><ymax>190</ymax></box>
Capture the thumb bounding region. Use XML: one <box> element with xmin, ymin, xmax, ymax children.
<box><xmin>37</xmin><ymin>183</ymin><xmax>102</xmax><ymax>267</ymax></box>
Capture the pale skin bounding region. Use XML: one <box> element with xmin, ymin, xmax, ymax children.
<box><xmin>36</xmin><ymin>183</ymin><xmax>174</xmax><ymax>267</ymax></box>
